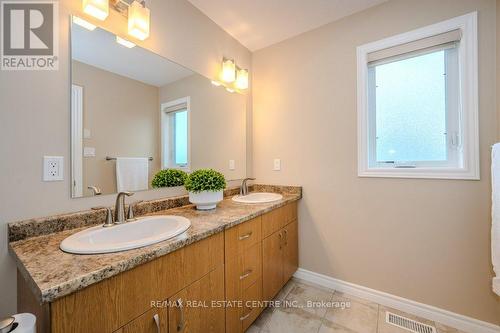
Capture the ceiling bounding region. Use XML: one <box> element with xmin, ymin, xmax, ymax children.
<box><xmin>187</xmin><ymin>0</ymin><xmax>387</xmax><ymax>51</ymax></box>
<box><xmin>71</xmin><ymin>24</ymin><xmax>194</xmax><ymax>87</ymax></box>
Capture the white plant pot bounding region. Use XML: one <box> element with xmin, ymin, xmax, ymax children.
<box><xmin>189</xmin><ymin>190</ymin><xmax>223</xmax><ymax>210</ymax></box>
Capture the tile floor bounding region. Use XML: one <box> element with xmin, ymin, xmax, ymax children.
<box><xmin>247</xmin><ymin>278</ymin><xmax>467</xmax><ymax>333</ymax></box>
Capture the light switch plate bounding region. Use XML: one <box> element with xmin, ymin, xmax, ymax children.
<box><xmin>84</xmin><ymin>147</ymin><xmax>96</xmax><ymax>157</ymax></box>
<box><xmin>229</xmin><ymin>160</ymin><xmax>235</xmax><ymax>170</ymax></box>
<box><xmin>273</xmin><ymin>159</ymin><xmax>281</xmax><ymax>171</ymax></box>
<box><xmin>83</xmin><ymin>128</ymin><xmax>91</xmax><ymax>139</ymax></box>
<box><xmin>43</xmin><ymin>156</ymin><xmax>64</xmax><ymax>181</ymax></box>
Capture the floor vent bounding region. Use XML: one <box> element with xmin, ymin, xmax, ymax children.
<box><xmin>386</xmin><ymin>312</ymin><xmax>436</xmax><ymax>333</ymax></box>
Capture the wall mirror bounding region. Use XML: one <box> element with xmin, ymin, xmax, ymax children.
<box><xmin>70</xmin><ymin>18</ymin><xmax>247</xmax><ymax>198</ymax></box>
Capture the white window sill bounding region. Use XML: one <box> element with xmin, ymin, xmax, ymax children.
<box><xmin>358</xmin><ymin>167</ymin><xmax>480</xmax><ymax>180</ymax></box>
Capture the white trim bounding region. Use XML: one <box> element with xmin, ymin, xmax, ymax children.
<box><xmin>71</xmin><ymin>84</ymin><xmax>83</xmax><ymax>198</ymax></box>
<box><xmin>357</xmin><ymin>12</ymin><xmax>479</xmax><ymax>180</ymax></box>
<box><xmin>294</xmin><ymin>268</ymin><xmax>500</xmax><ymax>333</ymax></box>
<box><xmin>160</xmin><ymin>97</ymin><xmax>191</xmax><ymax>171</ymax></box>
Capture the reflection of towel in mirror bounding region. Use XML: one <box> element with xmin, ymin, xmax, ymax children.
<box><xmin>116</xmin><ymin>157</ymin><xmax>149</xmax><ymax>192</ymax></box>
<box><xmin>491</xmin><ymin>144</ymin><xmax>500</xmax><ymax>296</ymax></box>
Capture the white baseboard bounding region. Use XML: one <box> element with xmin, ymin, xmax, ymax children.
<box><xmin>294</xmin><ymin>268</ymin><xmax>500</xmax><ymax>333</ymax></box>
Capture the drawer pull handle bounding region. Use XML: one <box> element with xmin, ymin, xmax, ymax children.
<box><xmin>176</xmin><ymin>298</ymin><xmax>184</xmax><ymax>332</ymax></box>
<box><xmin>239</xmin><ymin>232</ymin><xmax>253</xmax><ymax>240</ymax></box>
<box><xmin>240</xmin><ymin>311</ymin><xmax>252</xmax><ymax>321</ymax></box>
<box><xmin>279</xmin><ymin>231</ymin><xmax>283</xmax><ymax>249</ymax></box>
<box><xmin>284</xmin><ymin>229</ymin><xmax>288</xmax><ymax>246</ymax></box>
<box><xmin>153</xmin><ymin>313</ymin><xmax>160</xmax><ymax>333</ymax></box>
<box><xmin>239</xmin><ymin>269</ymin><xmax>253</xmax><ymax>280</ymax></box>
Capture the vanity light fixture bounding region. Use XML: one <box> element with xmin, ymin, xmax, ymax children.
<box><xmin>128</xmin><ymin>0</ymin><xmax>150</xmax><ymax>41</ymax></box>
<box><xmin>116</xmin><ymin>36</ymin><xmax>136</xmax><ymax>48</ymax></box>
<box><xmin>211</xmin><ymin>80</ymin><xmax>222</xmax><ymax>86</ymax></box>
<box><xmin>221</xmin><ymin>58</ymin><xmax>236</xmax><ymax>83</ymax></box>
<box><xmin>225</xmin><ymin>87</ymin><xmax>235</xmax><ymax>93</ymax></box>
<box><xmin>72</xmin><ymin>16</ymin><xmax>97</xmax><ymax>31</ymax></box>
<box><xmin>82</xmin><ymin>0</ymin><xmax>109</xmax><ymax>21</ymax></box>
<box><xmin>235</xmin><ymin>67</ymin><xmax>249</xmax><ymax>90</ymax></box>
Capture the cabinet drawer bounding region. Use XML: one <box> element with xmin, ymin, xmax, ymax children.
<box><xmin>226</xmin><ymin>242</ymin><xmax>262</xmax><ymax>300</ymax></box>
<box><xmin>225</xmin><ymin>216</ymin><xmax>261</xmax><ymax>258</ymax></box>
<box><xmin>240</xmin><ymin>280</ymin><xmax>263</xmax><ymax>332</ymax></box>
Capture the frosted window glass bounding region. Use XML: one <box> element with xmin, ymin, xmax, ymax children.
<box><xmin>174</xmin><ymin>111</ymin><xmax>188</xmax><ymax>165</ymax></box>
<box><xmin>374</xmin><ymin>50</ymin><xmax>447</xmax><ymax>162</ymax></box>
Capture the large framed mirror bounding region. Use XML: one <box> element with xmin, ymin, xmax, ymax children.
<box><xmin>70</xmin><ymin>18</ymin><xmax>247</xmax><ymax>198</ymax></box>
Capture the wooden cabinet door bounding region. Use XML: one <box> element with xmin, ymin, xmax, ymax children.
<box><xmin>168</xmin><ymin>267</ymin><xmax>225</xmax><ymax>333</ymax></box>
<box><xmin>283</xmin><ymin>221</ymin><xmax>298</xmax><ymax>284</ymax></box>
<box><xmin>262</xmin><ymin>230</ymin><xmax>284</xmax><ymax>301</ymax></box>
<box><xmin>115</xmin><ymin>307</ymin><xmax>167</xmax><ymax>333</ymax></box>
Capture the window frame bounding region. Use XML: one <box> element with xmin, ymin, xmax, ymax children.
<box><xmin>160</xmin><ymin>96</ymin><xmax>191</xmax><ymax>171</ymax></box>
<box><xmin>356</xmin><ymin>12</ymin><xmax>479</xmax><ymax>180</ymax></box>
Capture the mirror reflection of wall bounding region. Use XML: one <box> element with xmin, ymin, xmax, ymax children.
<box><xmin>70</xmin><ymin>20</ymin><xmax>247</xmax><ymax>198</ymax></box>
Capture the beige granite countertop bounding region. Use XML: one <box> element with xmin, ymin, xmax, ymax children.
<box><xmin>9</xmin><ymin>191</ymin><xmax>300</xmax><ymax>304</ymax></box>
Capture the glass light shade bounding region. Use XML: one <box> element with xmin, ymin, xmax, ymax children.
<box><xmin>116</xmin><ymin>36</ymin><xmax>136</xmax><ymax>48</ymax></box>
<box><xmin>128</xmin><ymin>1</ymin><xmax>150</xmax><ymax>41</ymax></box>
<box><xmin>82</xmin><ymin>0</ymin><xmax>109</xmax><ymax>21</ymax></box>
<box><xmin>72</xmin><ymin>16</ymin><xmax>96</xmax><ymax>31</ymax></box>
<box><xmin>235</xmin><ymin>68</ymin><xmax>249</xmax><ymax>90</ymax></box>
<box><xmin>221</xmin><ymin>58</ymin><xmax>236</xmax><ymax>82</ymax></box>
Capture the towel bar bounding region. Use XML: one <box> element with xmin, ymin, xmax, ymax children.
<box><xmin>106</xmin><ymin>156</ymin><xmax>153</xmax><ymax>161</ymax></box>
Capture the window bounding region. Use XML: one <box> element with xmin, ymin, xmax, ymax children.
<box><xmin>357</xmin><ymin>12</ymin><xmax>479</xmax><ymax>179</ymax></box>
<box><xmin>161</xmin><ymin>97</ymin><xmax>190</xmax><ymax>170</ymax></box>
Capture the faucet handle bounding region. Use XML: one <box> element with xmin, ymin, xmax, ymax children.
<box><xmin>92</xmin><ymin>207</ymin><xmax>114</xmax><ymax>227</ymax></box>
<box><xmin>127</xmin><ymin>200</ymin><xmax>143</xmax><ymax>221</ymax></box>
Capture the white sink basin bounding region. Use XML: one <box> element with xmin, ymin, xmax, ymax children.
<box><xmin>60</xmin><ymin>215</ymin><xmax>191</xmax><ymax>254</ymax></box>
<box><xmin>232</xmin><ymin>192</ymin><xmax>283</xmax><ymax>204</ymax></box>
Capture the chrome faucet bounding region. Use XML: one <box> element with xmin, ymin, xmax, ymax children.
<box><xmin>240</xmin><ymin>178</ymin><xmax>256</xmax><ymax>196</ymax></box>
<box><xmin>88</xmin><ymin>186</ymin><xmax>102</xmax><ymax>196</ymax></box>
<box><xmin>114</xmin><ymin>191</ymin><xmax>134</xmax><ymax>224</ymax></box>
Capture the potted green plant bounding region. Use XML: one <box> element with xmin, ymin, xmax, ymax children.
<box><xmin>184</xmin><ymin>169</ymin><xmax>226</xmax><ymax>210</ymax></box>
<box><xmin>151</xmin><ymin>169</ymin><xmax>188</xmax><ymax>188</ymax></box>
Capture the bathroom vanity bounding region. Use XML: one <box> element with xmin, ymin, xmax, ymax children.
<box><xmin>9</xmin><ymin>186</ymin><xmax>300</xmax><ymax>333</ymax></box>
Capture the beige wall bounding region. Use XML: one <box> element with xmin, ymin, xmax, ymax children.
<box><xmin>73</xmin><ymin>61</ymin><xmax>160</xmax><ymax>196</ymax></box>
<box><xmin>253</xmin><ymin>0</ymin><xmax>500</xmax><ymax>325</ymax></box>
<box><xmin>160</xmin><ymin>74</ymin><xmax>247</xmax><ymax>180</ymax></box>
<box><xmin>0</xmin><ymin>0</ymin><xmax>250</xmax><ymax>317</ymax></box>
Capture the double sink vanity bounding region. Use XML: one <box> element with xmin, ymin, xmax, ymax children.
<box><xmin>8</xmin><ymin>185</ymin><xmax>301</xmax><ymax>333</ymax></box>
<box><xmin>6</xmin><ymin>17</ymin><xmax>301</xmax><ymax>333</ymax></box>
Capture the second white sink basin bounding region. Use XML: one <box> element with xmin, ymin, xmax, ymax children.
<box><xmin>60</xmin><ymin>215</ymin><xmax>191</xmax><ymax>254</ymax></box>
<box><xmin>232</xmin><ymin>192</ymin><xmax>283</xmax><ymax>204</ymax></box>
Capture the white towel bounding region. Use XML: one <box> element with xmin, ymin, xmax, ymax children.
<box><xmin>491</xmin><ymin>144</ymin><xmax>500</xmax><ymax>296</ymax></box>
<box><xmin>116</xmin><ymin>157</ymin><xmax>149</xmax><ymax>192</ymax></box>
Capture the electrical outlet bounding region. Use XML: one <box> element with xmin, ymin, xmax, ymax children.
<box><xmin>229</xmin><ymin>159</ymin><xmax>235</xmax><ymax>170</ymax></box>
<box><xmin>273</xmin><ymin>158</ymin><xmax>281</xmax><ymax>171</ymax></box>
<box><xmin>43</xmin><ymin>156</ymin><xmax>64</xmax><ymax>181</ymax></box>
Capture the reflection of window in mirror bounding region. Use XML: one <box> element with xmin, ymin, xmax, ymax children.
<box><xmin>161</xmin><ymin>97</ymin><xmax>190</xmax><ymax>171</ymax></box>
